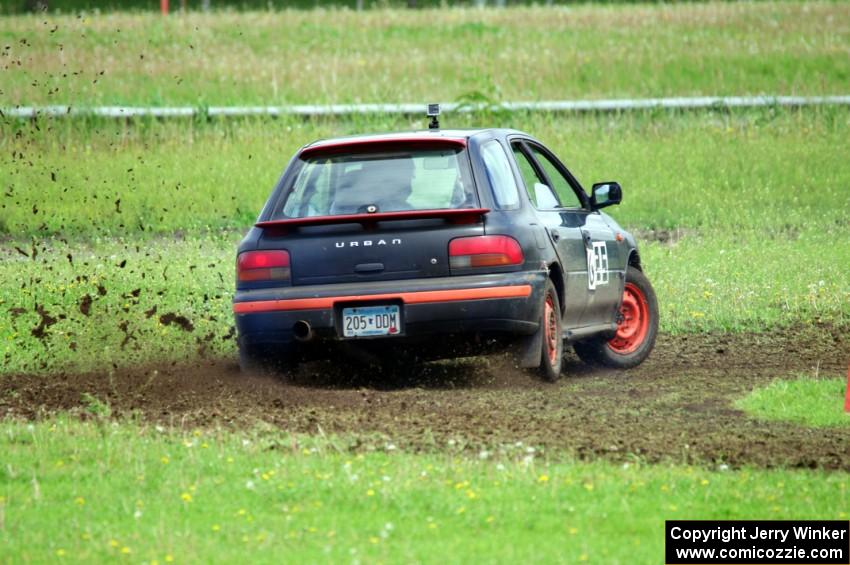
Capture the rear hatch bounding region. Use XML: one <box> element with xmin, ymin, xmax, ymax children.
<box><xmin>257</xmin><ymin>139</ymin><xmax>486</xmax><ymax>285</ymax></box>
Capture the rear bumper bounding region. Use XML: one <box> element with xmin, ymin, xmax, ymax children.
<box><xmin>234</xmin><ymin>271</ymin><xmax>546</xmax><ymax>347</ymax></box>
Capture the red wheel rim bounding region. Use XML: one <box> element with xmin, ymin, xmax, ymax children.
<box><xmin>608</xmin><ymin>282</ymin><xmax>650</xmax><ymax>355</ymax></box>
<box><xmin>544</xmin><ymin>293</ymin><xmax>559</xmax><ymax>365</ymax></box>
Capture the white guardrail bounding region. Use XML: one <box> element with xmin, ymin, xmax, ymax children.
<box><xmin>3</xmin><ymin>95</ymin><xmax>850</xmax><ymax>119</ymax></box>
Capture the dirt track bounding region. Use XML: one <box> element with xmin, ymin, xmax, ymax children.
<box><xmin>2</xmin><ymin>329</ymin><xmax>849</xmax><ymax>469</ymax></box>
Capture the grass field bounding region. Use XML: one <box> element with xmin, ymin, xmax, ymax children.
<box><xmin>2</xmin><ymin>2</ymin><xmax>850</xmax><ymax>106</ymax></box>
<box><xmin>3</xmin><ymin>2</ymin><xmax>850</xmax><ymax>562</ymax></box>
<box><xmin>3</xmin><ymin>108</ymin><xmax>850</xmax><ymax>237</ymax></box>
<box><xmin>738</xmin><ymin>376</ymin><xmax>850</xmax><ymax>428</ymax></box>
<box><xmin>2</xmin><ymin>417</ymin><xmax>848</xmax><ymax>563</ymax></box>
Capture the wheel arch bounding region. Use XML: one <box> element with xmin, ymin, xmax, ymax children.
<box><xmin>627</xmin><ymin>249</ymin><xmax>642</xmax><ymax>271</ymax></box>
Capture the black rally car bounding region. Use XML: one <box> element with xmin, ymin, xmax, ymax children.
<box><xmin>234</xmin><ymin>114</ymin><xmax>658</xmax><ymax>379</ymax></box>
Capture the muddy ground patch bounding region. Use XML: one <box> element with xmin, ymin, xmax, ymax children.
<box><xmin>2</xmin><ymin>330</ymin><xmax>849</xmax><ymax>469</ymax></box>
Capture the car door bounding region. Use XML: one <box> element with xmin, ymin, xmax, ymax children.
<box><xmin>510</xmin><ymin>139</ymin><xmax>622</xmax><ymax>329</ymax></box>
<box><xmin>509</xmin><ymin>139</ymin><xmax>588</xmax><ymax>329</ymax></box>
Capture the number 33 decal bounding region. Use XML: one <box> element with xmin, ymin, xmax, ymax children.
<box><xmin>587</xmin><ymin>241</ymin><xmax>609</xmax><ymax>290</ymax></box>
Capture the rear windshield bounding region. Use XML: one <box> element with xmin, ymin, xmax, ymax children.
<box><xmin>274</xmin><ymin>147</ymin><xmax>477</xmax><ymax>218</ymax></box>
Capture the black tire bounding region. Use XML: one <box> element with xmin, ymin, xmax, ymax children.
<box><xmin>573</xmin><ymin>266</ymin><xmax>658</xmax><ymax>369</ymax></box>
<box><xmin>536</xmin><ymin>279</ymin><xmax>564</xmax><ymax>381</ymax></box>
<box><xmin>238</xmin><ymin>342</ymin><xmax>297</xmax><ymax>374</ymax></box>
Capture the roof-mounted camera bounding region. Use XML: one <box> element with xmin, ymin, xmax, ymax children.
<box><xmin>427</xmin><ymin>103</ymin><xmax>440</xmax><ymax>130</ymax></box>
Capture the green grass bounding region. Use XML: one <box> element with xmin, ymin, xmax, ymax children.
<box><xmin>0</xmin><ymin>0</ymin><xmax>587</xmax><ymax>14</ymax></box>
<box><xmin>2</xmin><ymin>2</ymin><xmax>850</xmax><ymax>106</ymax></box>
<box><xmin>0</xmin><ymin>234</ymin><xmax>236</xmax><ymax>375</ymax></box>
<box><xmin>1</xmin><ymin>417</ymin><xmax>848</xmax><ymax>563</ymax></box>
<box><xmin>737</xmin><ymin>376</ymin><xmax>850</xmax><ymax>428</ymax></box>
<box><xmin>644</xmin><ymin>229</ymin><xmax>850</xmax><ymax>333</ymax></box>
<box><xmin>3</xmin><ymin>108</ymin><xmax>849</xmax><ymax>238</ymax></box>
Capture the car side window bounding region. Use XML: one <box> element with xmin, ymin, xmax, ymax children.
<box><xmin>480</xmin><ymin>140</ymin><xmax>520</xmax><ymax>209</ymax></box>
<box><xmin>527</xmin><ymin>145</ymin><xmax>583</xmax><ymax>209</ymax></box>
<box><xmin>511</xmin><ymin>145</ymin><xmax>561</xmax><ymax>209</ymax></box>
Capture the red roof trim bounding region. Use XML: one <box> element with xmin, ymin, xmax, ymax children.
<box><xmin>256</xmin><ymin>208</ymin><xmax>489</xmax><ymax>230</ymax></box>
<box><xmin>300</xmin><ymin>136</ymin><xmax>467</xmax><ymax>158</ymax></box>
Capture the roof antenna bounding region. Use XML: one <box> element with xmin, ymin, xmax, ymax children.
<box><xmin>427</xmin><ymin>103</ymin><xmax>440</xmax><ymax>130</ymax></box>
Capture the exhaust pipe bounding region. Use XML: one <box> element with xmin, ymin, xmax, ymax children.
<box><xmin>293</xmin><ymin>320</ymin><xmax>314</xmax><ymax>343</ymax></box>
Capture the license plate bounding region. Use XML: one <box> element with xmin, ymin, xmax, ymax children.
<box><xmin>342</xmin><ymin>305</ymin><xmax>401</xmax><ymax>338</ymax></box>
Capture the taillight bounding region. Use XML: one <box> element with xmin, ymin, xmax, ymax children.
<box><xmin>449</xmin><ymin>236</ymin><xmax>524</xmax><ymax>269</ymax></box>
<box><xmin>237</xmin><ymin>250</ymin><xmax>291</xmax><ymax>282</ymax></box>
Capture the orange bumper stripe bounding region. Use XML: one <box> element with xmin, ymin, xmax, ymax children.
<box><xmin>233</xmin><ymin>284</ymin><xmax>532</xmax><ymax>314</ymax></box>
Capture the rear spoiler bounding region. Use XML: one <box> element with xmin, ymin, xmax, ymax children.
<box><xmin>300</xmin><ymin>136</ymin><xmax>467</xmax><ymax>158</ymax></box>
<box><xmin>256</xmin><ymin>208</ymin><xmax>490</xmax><ymax>231</ymax></box>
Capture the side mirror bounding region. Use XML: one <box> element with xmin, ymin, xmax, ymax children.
<box><xmin>591</xmin><ymin>181</ymin><xmax>622</xmax><ymax>210</ymax></box>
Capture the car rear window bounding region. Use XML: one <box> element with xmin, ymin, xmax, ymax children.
<box><xmin>275</xmin><ymin>147</ymin><xmax>477</xmax><ymax>218</ymax></box>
